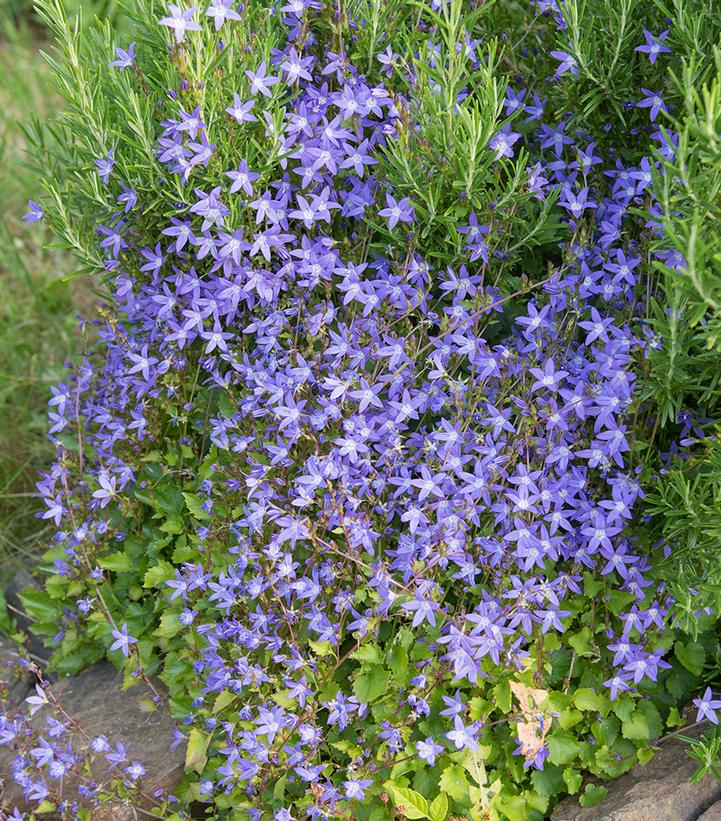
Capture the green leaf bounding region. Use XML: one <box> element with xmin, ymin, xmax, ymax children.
<box><xmin>531</xmin><ymin>766</ymin><xmax>563</xmax><ymax>796</ymax></box>
<box><xmin>621</xmin><ymin>710</ymin><xmax>649</xmax><ymax>741</ymax></box>
<box><xmin>494</xmin><ymin>679</ymin><xmax>511</xmax><ymax>713</ymax></box>
<box><xmin>183</xmin><ymin>492</ymin><xmax>211</xmax><ymax>520</ymax></box>
<box><xmin>389</xmin><ymin>644</ymin><xmax>410</xmax><ymax>683</ymax></box>
<box><xmin>0</xmin><ymin>589</ymin><xmax>11</xmax><ymax>633</ymax></box>
<box><xmin>152</xmin><ymin>480</ymin><xmax>184</xmax><ymax>514</ymax></box>
<box><xmin>583</xmin><ymin>573</ymin><xmax>604</xmax><ymax>596</ymax></box>
<box><xmin>154</xmin><ymin>610</ymin><xmax>182</xmax><ymax>639</ymax></box>
<box><xmin>439</xmin><ymin>764</ymin><xmax>469</xmax><ymax>803</ymax></box>
<box><xmin>273</xmin><ymin>773</ymin><xmax>288</xmax><ymax>805</ymax></box>
<box><xmin>308</xmin><ymin>639</ymin><xmax>334</xmax><ymax>657</ymax></box>
<box><xmin>563</xmin><ymin>768</ymin><xmax>583</xmax><ymax>794</ymax></box>
<box><xmin>350</xmin><ymin>643</ymin><xmax>383</xmax><ymax>664</ymax></box>
<box><xmin>143</xmin><ymin>560</ymin><xmax>175</xmax><ymax>589</ymax></box>
<box><xmin>17</xmin><ymin>589</ymin><xmax>60</xmax><ymax>625</ymax></box>
<box><xmin>353</xmin><ymin>666</ymin><xmax>391</xmax><ymax>703</ymax></box>
<box><xmin>578</xmin><ymin>784</ymin><xmax>608</xmax><ymax>807</ymax></box>
<box><xmin>218</xmin><ymin>391</ymin><xmax>236</xmax><ymax>419</ymax></box>
<box><xmin>612</xmin><ymin>697</ymin><xmax>636</xmax><ymax>722</ymax></box>
<box><xmin>568</xmin><ymin>627</ymin><xmax>596</xmax><ymax>658</ymax></box>
<box><xmin>606</xmin><ymin>590</ymin><xmax>635</xmax><ymax>616</ymax></box>
<box><xmin>387</xmin><ymin>785</ymin><xmax>430</xmax><ymax>819</ymax></box>
<box><xmin>573</xmin><ymin>688</ymin><xmax>609</xmax><ymax>715</ymax></box>
<box><xmin>548</xmin><ymin>732</ymin><xmax>581</xmax><ymax>766</ymax></box>
<box><xmin>636</xmin><ymin>701</ymin><xmax>662</xmax><ymax>740</ymax></box>
<box><xmin>496</xmin><ymin>793</ymin><xmax>528</xmax><ymax>821</ymax></box>
<box><xmin>213</xmin><ymin>690</ymin><xmax>236</xmax><ymax>714</ymax></box>
<box><xmin>429</xmin><ymin>792</ymin><xmax>448</xmax><ymax>821</ymax></box>
<box><xmin>666</xmin><ymin>706</ymin><xmax>684</xmax><ymax>728</ymax></box>
<box><xmin>675</xmin><ymin>640</ymin><xmax>706</xmax><ymax>676</ymax></box>
<box><xmin>98</xmin><ymin>551</ymin><xmax>132</xmax><ymax>572</ymax></box>
<box><xmin>185</xmin><ymin>728</ymin><xmax>210</xmax><ymax>774</ymax></box>
<box><xmin>591</xmin><ymin>717</ymin><xmax>620</xmax><ymax>747</ymax></box>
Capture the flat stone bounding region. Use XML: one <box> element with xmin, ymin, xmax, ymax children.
<box><xmin>699</xmin><ymin>801</ymin><xmax>721</xmax><ymax>821</ymax></box>
<box><xmin>552</xmin><ymin>722</ymin><xmax>721</xmax><ymax>821</ymax></box>
<box><xmin>0</xmin><ymin>663</ymin><xmax>186</xmax><ymax>819</ymax></box>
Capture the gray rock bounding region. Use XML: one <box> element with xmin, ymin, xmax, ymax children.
<box><xmin>0</xmin><ymin>663</ymin><xmax>186</xmax><ymax>819</ymax></box>
<box><xmin>552</xmin><ymin>722</ymin><xmax>721</xmax><ymax>821</ymax></box>
<box><xmin>699</xmin><ymin>801</ymin><xmax>721</xmax><ymax>821</ymax></box>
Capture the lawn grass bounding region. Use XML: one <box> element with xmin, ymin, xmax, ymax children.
<box><xmin>0</xmin><ymin>24</ymin><xmax>87</xmax><ymax>579</ymax></box>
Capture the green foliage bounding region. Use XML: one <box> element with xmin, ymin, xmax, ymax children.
<box><xmin>683</xmin><ymin>725</ymin><xmax>721</xmax><ymax>783</ymax></box>
<box><xmin>640</xmin><ymin>44</ymin><xmax>721</xmax><ymax>634</ymax></box>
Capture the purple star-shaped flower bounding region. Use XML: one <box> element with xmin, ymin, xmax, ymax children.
<box><xmin>225</xmin><ymin>94</ymin><xmax>257</xmax><ymax>123</ymax></box>
<box><xmin>378</xmin><ymin>193</ymin><xmax>415</xmax><ymax>229</ymax></box>
<box><xmin>343</xmin><ymin>778</ymin><xmax>373</xmax><ymax>801</ymax></box>
<box><xmin>446</xmin><ymin>715</ymin><xmax>480</xmax><ymax>750</ymax></box>
<box><xmin>416</xmin><ymin>736</ymin><xmax>444</xmax><ymax>765</ymax></box>
<box><xmin>23</xmin><ymin>199</ymin><xmax>44</xmax><ymax>223</ymax></box>
<box><xmin>245</xmin><ymin>60</ymin><xmax>280</xmax><ymax>98</ymax></box>
<box><xmin>550</xmin><ymin>49</ymin><xmax>579</xmax><ymax>77</ymax></box>
<box><xmin>635</xmin><ymin>29</ymin><xmax>671</xmax><ymax>64</ymax></box>
<box><xmin>401</xmin><ymin>594</ymin><xmax>440</xmax><ymax>627</ymax></box>
<box><xmin>694</xmin><ymin>687</ymin><xmax>721</xmax><ymax>725</ymax></box>
<box><xmin>206</xmin><ymin>0</ymin><xmax>242</xmax><ymax>30</ymax></box>
<box><xmin>109</xmin><ymin>623</ymin><xmax>137</xmax><ymax>658</ymax></box>
<box><xmin>109</xmin><ymin>42</ymin><xmax>136</xmax><ymax>69</ymax></box>
<box><xmin>489</xmin><ymin>126</ymin><xmax>521</xmax><ymax>160</ymax></box>
<box><xmin>637</xmin><ymin>89</ymin><xmax>667</xmax><ymax>122</ymax></box>
<box><xmin>94</xmin><ymin>148</ymin><xmax>115</xmax><ymax>184</ymax></box>
<box><xmin>159</xmin><ymin>4</ymin><xmax>201</xmax><ymax>44</ymax></box>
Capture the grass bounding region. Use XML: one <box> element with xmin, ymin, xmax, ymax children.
<box><xmin>0</xmin><ymin>22</ymin><xmax>87</xmax><ymax>579</ymax></box>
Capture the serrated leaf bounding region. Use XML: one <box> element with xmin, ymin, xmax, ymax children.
<box><xmin>308</xmin><ymin>639</ymin><xmax>334</xmax><ymax>657</ymax></box>
<box><xmin>429</xmin><ymin>792</ymin><xmax>448</xmax><ymax>821</ymax></box>
<box><xmin>493</xmin><ymin>679</ymin><xmax>511</xmax><ymax>713</ymax></box>
<box><xmin>675</xmin><ymin>640</ymin><xmax>705</xmax><ymax>676</ymax></box>
<box><xmin>578</xmin><ymin>784</ymin><xmax>608</xmax><ymax>807</ymax></box>
<box><xmin>143</xmin><ymin>560</ymin><xmax>175</xmax><ymax>589</ymax></box>
<box><xmin>563</xmin><ymin>767</ymin><xmax>583</xmax><ymax>794</ymax></box>
<box><xmin>621</xmin><ymin>709</ymin><xmax>649</xmax><ymax>741</ymax></box>
<box><xmin>154</xmin><ymin>610</ymin><xmax>182</xmax><ymax>639</ymax></box>
<box><xmin>439</xmin><ymin>763</ymin><xmax>469</xmax><ymax>802</ymax></box>
<box><xmin>387</xmin><ymin>785</ymin><xmax>429</xmax><ymax>819</ymax></box>
<box><xmin>98</xmin><ymin>551</ymin><xmax>133</xmax><ymax>572</ymax></box>
<box><xmin>350</xmin><ymin>643</ymin><xmax>383</xmax><ymax>664</ymax></box>
<box><xmin>547</xmin><ymin>731</ymin><xmax>581</xmax><ymax>765</ymax></box>
<box><xmin>353</xmin><ymin>666</ymin><xmax>390</xmax><ymax>703</ymax></box>
<box><xmin>183</xmin><ymin>492</ymin><xmax>211</xmax><ymax>520</ymax></box>
<box><xmin>568</xmin><ymin>627</ymin><xmax>596</xmax><ymax>658</ymax></box>
<box><xmin>17</xmin><ymin>589</ymin><xmax>60</xmax><ymax>625</ymax></box>
<box><xmin>573</xmin><ymin>688</ymin><xmax>609</xmax><ymax>715</ymax></box>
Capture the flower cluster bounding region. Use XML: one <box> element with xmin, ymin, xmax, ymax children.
<box><xmin>17</xmin><ymin>0</ymin><xmax>714</xmax><ymax>818</ymax></box>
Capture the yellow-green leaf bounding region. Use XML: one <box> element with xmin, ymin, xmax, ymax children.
<box><xmin>185</xmin><ymin>727</ymin><xmax>210</xmax><ymax>774</ymax></box>
<box><xmin>430</xmin><ymin>792</ymin><xmax>448</xmax><ymax>821</ymax></box>
<box><xmin>387</xmin><ymin>784</ymin><xmax>430</xmax><ymax>819</ymax></box>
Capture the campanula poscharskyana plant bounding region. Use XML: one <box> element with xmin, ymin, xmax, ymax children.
<box><xmin>5</xmin><ymin>0</ymin><xmax>721</xmax><ymax>818</ymax></box>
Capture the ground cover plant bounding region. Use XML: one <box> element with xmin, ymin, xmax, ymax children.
<box><xmin>3</xmin><ymin>0</ymin><xmax>721</xmax><ymax>819</ymax></box>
